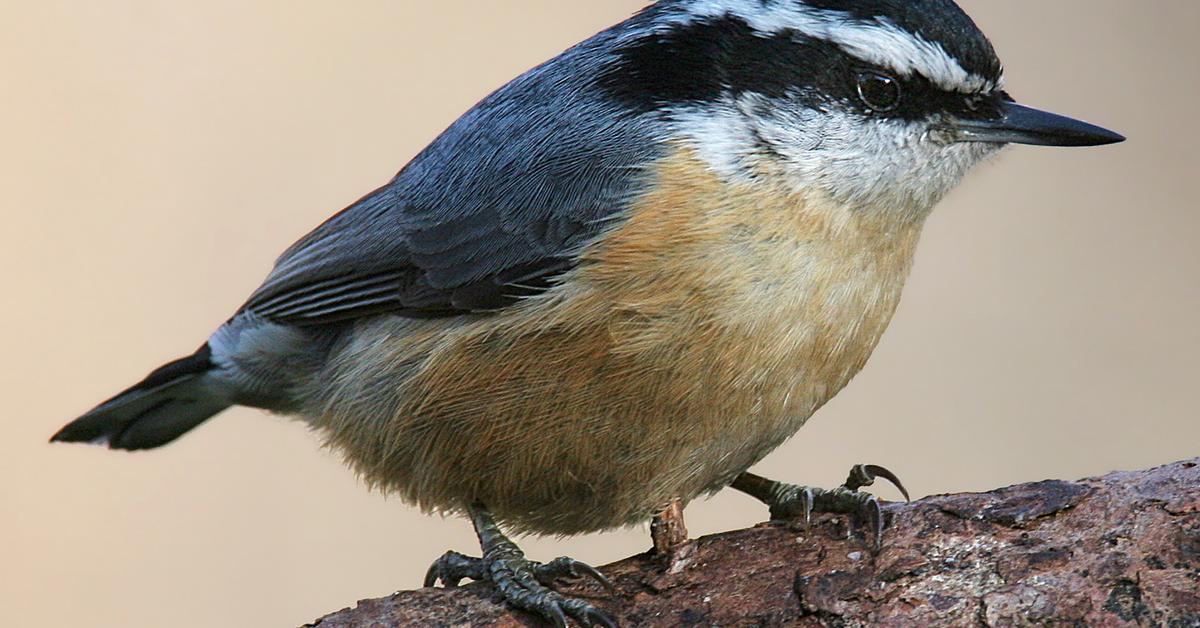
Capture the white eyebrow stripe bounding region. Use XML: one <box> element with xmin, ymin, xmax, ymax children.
<box><xmin>661</xmin><ymin>0</ymin><xmax>1000</xmax><ymax>93</ymax></box>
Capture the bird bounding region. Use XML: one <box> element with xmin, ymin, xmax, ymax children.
<box><xmin>51</xmin><ymin>0</ymin><xmax>1124</xmax><ymax>625</ymax></box>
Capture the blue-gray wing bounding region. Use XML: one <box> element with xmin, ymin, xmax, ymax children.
<box><xmin>241</xmin><ymin>28</ymin><xmax>665</xmax><ymax>325</ymax></box>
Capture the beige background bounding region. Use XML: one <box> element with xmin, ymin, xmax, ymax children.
<box><xmin>3</xmin><ymin>2</ymin><xmax>1197</xmax><ymax>626</ymax></box>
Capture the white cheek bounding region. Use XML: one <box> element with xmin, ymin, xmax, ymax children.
<box><xmin>806</xmin><ymin>120</ymin><xmax>989</xmax><ymax>214</ymax></box>
<box><xmin>670</xmin><ymin>97</ymin><xmax>998</xmax><ymax>217</ymax></box>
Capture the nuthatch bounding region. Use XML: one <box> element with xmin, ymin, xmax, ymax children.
<box><xmin>52</xmin><ymin>0</ymin><xmax>1123</xmax><ymax>625</ymax></box>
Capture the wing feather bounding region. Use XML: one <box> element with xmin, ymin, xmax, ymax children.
<box><xmin>238</xmin><ymin>25</ymin><xmax>664</xmax><ymax>325</ymax></box>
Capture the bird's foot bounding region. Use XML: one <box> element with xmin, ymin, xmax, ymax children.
<box><xmin>731</xmin><ymin>464</ymin><xmax>911</xmax><ymax>551</ymax></box>
<box><xmin>424</xmin><ymin>550</ymin><xmax>616</xmax><ymax>627</ymax></box>
<box><xmin>424</xmin><ymin>503</ymin><xmax>617</xmax><ymax>627</ymax></box>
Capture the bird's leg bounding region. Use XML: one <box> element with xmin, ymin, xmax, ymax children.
<box><xmin>424</xmin><ymin>501</ymin><xmax>617</xmax><ymax>628</ymax></box>
<box><xmin>730</xmin><ymin>464</ymin><xmax>911</xmax><ymax>550</ymax></box>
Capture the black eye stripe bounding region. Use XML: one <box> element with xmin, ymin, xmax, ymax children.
<box><xmin>871</xmin><ymin>69</ymin><xmax>1001</xmax><ymax>121</ymax></box>
<box><xmin>600</xmin><ymin>15</ymin><xmax>1000</xmax><ymax>122</ymax></box>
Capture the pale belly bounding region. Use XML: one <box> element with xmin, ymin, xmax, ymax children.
<box><xmin>311</xmin><ymin>297</ymin><xmax>897</xmax><ymax>534</ymax></box>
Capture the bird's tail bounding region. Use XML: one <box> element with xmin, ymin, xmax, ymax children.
<box><xmin>50</xmin><ymin>344</ymin><xmax>232</xmax><ymax>451</ymax></box>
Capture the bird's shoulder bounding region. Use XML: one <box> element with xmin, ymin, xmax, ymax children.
<box><xmin>241</xmin><ymin>35</ymin><xmax>667</xmax><ymax>325</ymax></box>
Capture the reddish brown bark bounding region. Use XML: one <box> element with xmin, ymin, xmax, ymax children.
<box><xmin>308</xmin><ymin>459</ymin><xmax>1200</xmax><ymax>627</ymax></box>
<box><xmin>650</xmin><ymin>498</ymin><xmax>689</xmax><ymax>556</ymax></box>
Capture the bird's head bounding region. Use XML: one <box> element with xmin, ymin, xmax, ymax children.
<box><xmin>603</xmin><ymin>0</ymin><xmax>1123</xmax><ymax>216</ymax></box>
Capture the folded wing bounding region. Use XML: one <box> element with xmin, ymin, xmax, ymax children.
<box><xmin>240</xmin><ymin>35</ymin><xmax>664</xmax><ymax>325</ymax></box>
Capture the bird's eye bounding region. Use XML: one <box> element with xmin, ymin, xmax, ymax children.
<box><xmin>856</xmin><ymin>71</ymin><xmax>901</xmax><ymax>112</ymax></box>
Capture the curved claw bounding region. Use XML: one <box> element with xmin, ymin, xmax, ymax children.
<box><xmin>575</xmin><ymin>562</ymin><xmax>617</xmax><ymax>595</ymax></box>
<box><xmin>525</xmin><ymin>589</ymin><xmax>617</xmax><ymax>628</ymax></box>
<box><xmin>799</xmin><ymin>486</ymin><xmax>815</xmax><ymax>527</ymax></box>
<box><xmin>536</xmin><ymin>557</ymin><xmax>616</xmax><ymax>595</ymax></box>
<box><xmin>461</xmin><ymin>503</ymin><xmax>617</xmax><ymax>626</ymax></box>
<box><xmin>863</xmin><ymin>464</ymin><xmax>911</xmax><ymax>502</ymax></box>
<box><xmin>459</xmin><ymin>552</ymin><xmax>618</xmax><ymax>627</ymax></box>
<box><xmin>547</xmin><ymin>603</ymin><xmax>569</xmax><ymax>628</ymax></box>
<box><xmin>423</xmin><ymin>562</ymin><xmax>441</xmax><ymax>588</ymax></box>
<box><xmin>863</xmin><ymin>495</ymin><xmax>885</xmax><ymax>552</ymax></box>
<box><xmin>846</xmin><ymin>464</ymin><xmax>911</xmax><ymax>502</ymax></box>
<box><xmin>424</xmin><ymin>550</ymin><xmax>481</xmax><ymax>588</ymax></box>
<box><xmin>732</xmin><ymin>466</ymin><xmax>905</xmax><ymax>555</ymax></box>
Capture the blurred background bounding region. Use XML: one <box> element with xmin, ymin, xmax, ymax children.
<box><xmin>3</xmin><ymin>1</ymin><xmax>1197</xmax><ymax>626</ymax></box>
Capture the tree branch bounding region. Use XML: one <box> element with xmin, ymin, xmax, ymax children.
<box><xmin>308</xmin><ymin>459</ymin><xmax>1200</xmax><ymax>627</ymax></box>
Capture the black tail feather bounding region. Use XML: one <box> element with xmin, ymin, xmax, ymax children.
<box><xmin>51</xmin><ymin>344</ymin><xmax>231</xmax><ymax>451</ymax></box>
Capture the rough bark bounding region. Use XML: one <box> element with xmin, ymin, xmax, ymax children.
<box><xmin>650</xmin><ymin>499</ymin><xmax>689</xmax><ymax>555</ymax></box>
<box><xmin>308</xmin><ymin>459</ymin><xmax>1200</xmax><ymax>627</ymax></box>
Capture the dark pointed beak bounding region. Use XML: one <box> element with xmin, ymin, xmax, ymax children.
<box><xmin>949</xmin><ymin>100</ymin><xmax>1125</xmax><ymax>147</ymax></box>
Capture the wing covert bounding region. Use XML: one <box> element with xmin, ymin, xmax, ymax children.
<box><xmin>240</xmin><ymin>28</ymin><xmax>665</xmax><ymax>325</ymax></box>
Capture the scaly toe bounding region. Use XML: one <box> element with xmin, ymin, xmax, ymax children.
<box><xmin>486</xmin><ymin>554</ymin><xmax>618</xmax><ymax>627</ymax></box>
<box><xmin>733</xmin><ymin>467</ymin><xmax>906</xmax><ymax>551</ymax></box>
<box><xmin>768</xmin><ymin>485</ymin><xmax>815</xmax><ymax>525</ymax></box>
